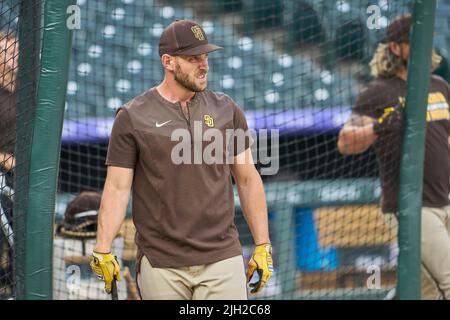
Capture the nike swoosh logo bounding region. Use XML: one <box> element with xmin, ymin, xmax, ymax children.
<box><xmin>156</xmin><ymin>120</ymin><xmax>172</xmax><ymax>128</ymax></box>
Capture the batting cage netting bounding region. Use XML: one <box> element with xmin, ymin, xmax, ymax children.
<box><xmin>1</xmin><ymin>0</ymin><xmax>449</xmax><ymax>300</ymax></box>
<box><xmin>0</xmin><ymin>4</ymin><xmax>18</xmax><ymax>299</ymax></box>
<box><xmin>1</xmin><ymin>0</ymin><xmax>44</xmax><ymax>300</ymax></box>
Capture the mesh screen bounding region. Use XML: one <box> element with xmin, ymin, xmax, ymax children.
<box><xmin>1</xmin><ymin>0</ymin><xmax>44</xmax><ymax>300</ymax></box>
<box><xmin>3</xmin><ymin>0</ymin><xmax>449</xmax><ymax>300</ymax></box>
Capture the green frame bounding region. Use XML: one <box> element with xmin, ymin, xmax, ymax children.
<box><xmin>15</xmin><ymin>0</ymin><xmax>76</xmax><ymax>299</ymax></box>
<box><xmin>397</xmin><ymin>0</ymin><xmax>437</xmax><ymax>300</ymax></box>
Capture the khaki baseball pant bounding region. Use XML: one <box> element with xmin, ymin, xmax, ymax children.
<box><xmin>384</xmin><ymin>206</ymin><xmax>450</xmax><ymax>299</ymax></box>
<box><xmin>137</xmin><ymin>255</ymin><xmax>248</xmax><ymax>300</ymax></box>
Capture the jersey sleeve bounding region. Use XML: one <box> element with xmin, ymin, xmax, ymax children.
<box><xmin>440</xmin><ymin>78</ymin><xmax>450</xmax><ymax>135</ymax></box>
<box><xmin>352</xmin><ymin>83</ymin><xmax>382</xmax><ymax>119</ymax></box>
<box><xmin>440</xmin><ymin>76</ymin><xmax>450</xmax><ymax>106</ymax></box>
<box><xmin>105</xmin><ymin>108</ymin><xmax>138</xmax><ymax>168</ymax></box>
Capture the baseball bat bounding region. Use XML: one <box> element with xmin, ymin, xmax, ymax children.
<box><xmin>64</xmin><ymin>255</ymin><xmax>140</xmax><ymax>300</ymax></box>
<box><xmin>111</xmin><ymin>278</ymin><xmax>118</xmax><ymax>300</ymax></box>
<box><xmin>64</xmin><ymin>255</ymin><xmax>91</xmax><ymax>265</ymax></box>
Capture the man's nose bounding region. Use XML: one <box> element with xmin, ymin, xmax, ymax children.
<box><xmin>199</xmin><ymin>57</ymin><xmax>209</xmax><ymax>69</ymax></box>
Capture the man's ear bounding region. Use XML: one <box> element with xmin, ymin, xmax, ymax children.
<box><xmin>388</xmin><ymin>42</ymin><xmax>401</xmax><ymax>57</ymax></box>
<box><xmin>161</xmin><ymin>54</ymin><xmax>175</xmax><ymax>71</ymax></box>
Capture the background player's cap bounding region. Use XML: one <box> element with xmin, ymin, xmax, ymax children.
<box><xmin>386</xmin><ymin>14</ymin><xmax>412</xmax><ymax>44</ymax></box>
<box><xmin>55</xmin><ymin>191</ymin><xmax>101</xmax><ymax>238</ymax></box>
<box><xmin>159</xmin><ymin>19</ymin><xmax>223</xmax><ymax>57</ymax></box>
<box><xmin>64</xmin><ymin>191</ymin><xmax>101</xmax><ymax>223</ymax></box>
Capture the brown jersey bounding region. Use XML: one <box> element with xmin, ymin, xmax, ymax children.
<box><xmin>106</xmin><ymin>87</ymin><xmax>250</xmax><ymax>268</ymax></box>
<box><xmin>353</xmin><ymin>75</ymin><xmax>450</xmax><ymax>213</ymax></box>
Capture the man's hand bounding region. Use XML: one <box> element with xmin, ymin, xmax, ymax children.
<box><xmin>90</xmin><ymin>251</ymin><xmax>121</xmax><ymax>294</ymax></box>
<box><xmin>373</xmin><ymin>105</ymin><xmax>404</xmax><ymax>135</ymax></box>
<box><xmin>246</xmin><ymin>243</ymin><xmax>274</xmax><ymax>294</ymax></box>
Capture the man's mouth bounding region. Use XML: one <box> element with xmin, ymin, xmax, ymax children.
<box><xmin>197</xmin><ymin>72</ymin><xmax>207</xmax><ymax>80</ymax></box>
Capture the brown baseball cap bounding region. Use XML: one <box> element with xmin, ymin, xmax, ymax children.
<box><xmin>64</xmin><ymin>191</ymin><xmax>101</xmax><ymax>223</ymax></box>
<box><xmin>387</xmin><ymin>14</ymin><xmax>412</xmax><ymax>43</ymax></box>
<box><xmin>159</xmin><ymin>19</ymin><xmax>223</xmax><ymax>57</ymax></box>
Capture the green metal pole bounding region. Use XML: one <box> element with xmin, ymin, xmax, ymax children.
<box><xmin>18</xmin><ymin>0</ymin><xmax>76</xmax><ymax>299</ymax></box>
<box><xmin>14</xmin><ymin>0</ymin><xmax>43</xmax><ymax>300</ymax></box>
<box><xmin>397</xmin><ymin>0</ymin><xmax>436</xmax><ymax>300</ymax></box>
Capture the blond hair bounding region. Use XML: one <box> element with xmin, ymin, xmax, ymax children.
<box><xmin>370</xmin><ymin>42</ymin><xmax>442</xmax><ymax>78</ymax></box>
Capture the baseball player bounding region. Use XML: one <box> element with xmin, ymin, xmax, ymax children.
<box><xmin>0</xmin><ymin>31</ymin><xmax>17</xmax><ymax>298</ymax></box>
<box><xmin>90</xmin><ymin>20</ymin><xmax>273</xmax><ymax>300</ymax></box>
<box><xmin>338</xmin><ymin>15</ymin><xmax>450</xmax><ymax>299</ymax></box>
<box><xmin>0</xmin><ymin>31</ymin><xmax>17</xmax><ymax>173</ymax></box>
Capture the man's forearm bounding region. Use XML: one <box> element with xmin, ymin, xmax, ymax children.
<box><xmin>95</xmin><ymin>186</ymin><xmax>130</xmax><ymax>252</ymax></box>
<box><xmin>337</xmin><ymin>124</ymin><xmax>377</xmax><ymax>155</ymax></box>
<box><xmin>237</xmin><ymin>173</ymin><xmax>270</xmax><ymax>245</ymax></box>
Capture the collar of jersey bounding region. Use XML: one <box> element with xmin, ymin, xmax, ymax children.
<box><xmin>152</xmin><ymin>87</ymin><xmax>200</xmax><ymax>109</ymax></box>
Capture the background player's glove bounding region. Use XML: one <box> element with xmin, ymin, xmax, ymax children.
<box><xmin>246</xmin><ymin>243</ymin><xmax>274</xmax><ymax>294</ymax></box>
<box><xmin>90</xmin><ymin>251</ymin><xmax>121</xmax><ymax>294</ymax></box>
<box><xmin>373</xmin><ymin>105</ymin><xmax>404</xmax><ymax>135</ymax></box>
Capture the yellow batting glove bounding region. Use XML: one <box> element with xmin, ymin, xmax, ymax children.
<box><xmin>246</xmin><ymin>243</ymin><xmax>274</xmax><ymax>294</ymax></box>
<box><xmin>90</xmin><ymin>251</ymin><xmax>121</xmax><ymax>294</ymax></box>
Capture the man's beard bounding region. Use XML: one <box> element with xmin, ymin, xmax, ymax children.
<box><xmin>174</xmin><ymin>63</ymin><xmax>207</xmax><ymax>92</ymax></box>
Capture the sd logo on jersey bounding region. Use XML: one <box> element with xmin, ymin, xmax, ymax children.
<box><xmin>204</xmin><ymin>114</ymin><xmax>214</xmax><ymax>127</ymax></box>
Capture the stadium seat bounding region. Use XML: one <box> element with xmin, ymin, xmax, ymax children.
<box><xmin>67</xmin><ymin>0</ymin><xmax>382</xmax><ymax>116</ymax></box>
<box><xmin>212</xmin><ymin>0</ymin><xmax>243</xmax><ymax>13</ymax></box>
<box><xmin>243</xmin><ymin>0</ymin><xmax>284</xmax><ymax>32</ymax></box>
<box><xmin>315</xmin><ymin>205</ymin><xmax>396</xmax><ymax>247</ymax></box>
<box><xmin>294</xmin><ymin>204</ymin><xmax>397</xmax><ymax>293</ymax></box>
<box><xmin>289</xmin><ymin>1</ymin><xmax>326</xmax><ymax>45</ymax></box>
<box><xmin>334</xmin><ymin>20</ymin><xmax>366</xmax><ymax>62</ymax></box>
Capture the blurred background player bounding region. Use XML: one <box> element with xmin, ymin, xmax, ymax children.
<box><xmin>0</xmin><ymin>30</ymin><xmax>17</xmax><ymax>298</ymax></box>
<box><xmin>54</xmin><ymin>191</ymin><xmax>130</xmax><ymax>300</ymax></box>
<box><xmin>0</xmin><ymin>31</ymin><xmax>16</xmax><ymax>172</ymax></box>
<box><xmin>90</xmin><ymin>20</ymin><xmax>273</xmax><ymax>300</ymax></box>
<box><xmin>337</xmin><ymin>14</ymin><xmax>450</xmax><ymax>299</ymax></box>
